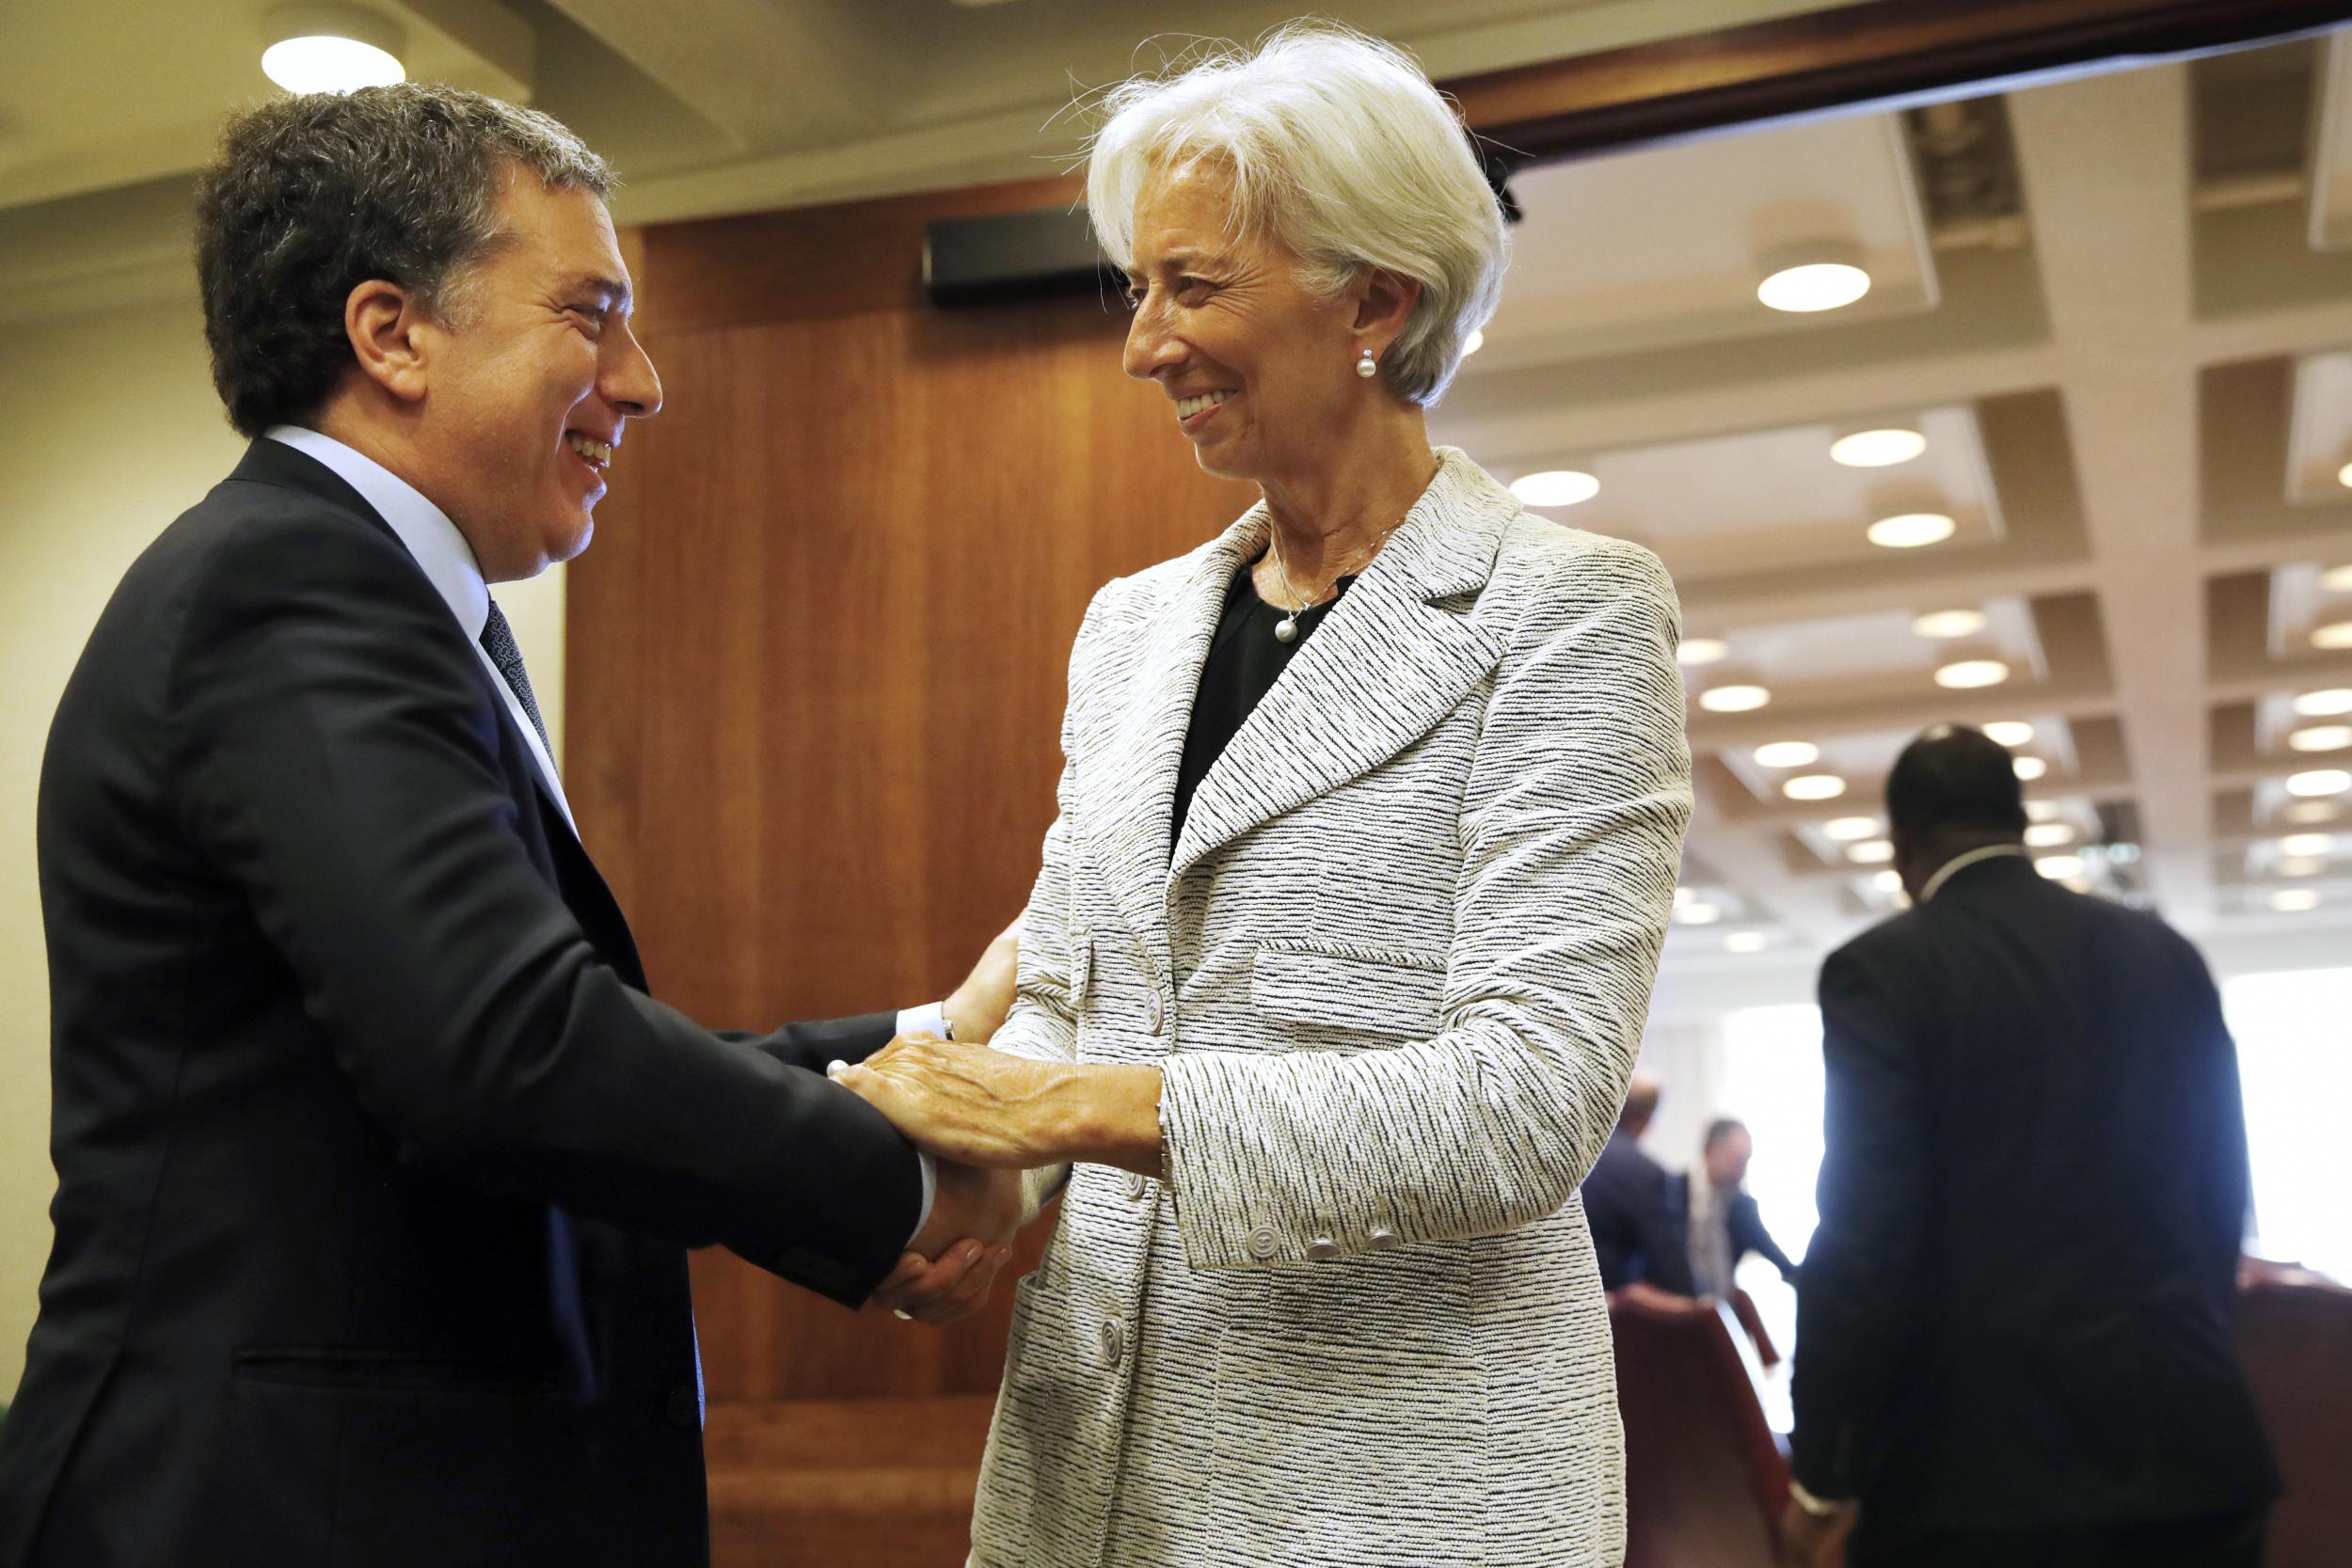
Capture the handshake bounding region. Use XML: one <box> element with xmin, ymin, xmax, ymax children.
<box><xmin>833</xmin><ymin>913</ymin><xmax>1057</xmax><ymax>1326</ymax></box>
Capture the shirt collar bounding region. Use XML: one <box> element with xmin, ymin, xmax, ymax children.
<box><xmin>263</xmin><ymin>425</ymin><xmax>489</xmax><ymax>641</ymax></box>
<box><xmin>1919</xmin><ymin>842</ymin><xmax>2030</xmax><ymax>903</ymax></box>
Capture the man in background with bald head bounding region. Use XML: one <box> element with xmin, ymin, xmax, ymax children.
<box><xmin>1582</xmin><ymin>1070</ymin><xmax>1695</xmax><ymax>1294</ymax></box>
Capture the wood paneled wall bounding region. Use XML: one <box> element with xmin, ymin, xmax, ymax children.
<box><xmin>568</xmin><ymin>184</ymin><xmax>1255</xmax><ymax>1408</ymax></box>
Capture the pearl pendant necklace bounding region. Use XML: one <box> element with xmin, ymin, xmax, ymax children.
<box><xmin>1274</xmin><ymin>612</ymin><xmax>1300</xmax><ymax>644</ymax></box>
<box><xmin>1266</xmin><ymin>515</ymin><xmax>1403</xmax><ymax>645</ymax></box>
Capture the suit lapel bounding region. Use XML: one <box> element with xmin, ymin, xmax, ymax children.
<box><xmin>1168</xmin><ymin>451</ymin><xmax>1513</xmax><ymax>883</ymax></box>
<box><xmin>1073</xmin><ymin>516</ymin><xmax>1267</xmax><ymax>955</ymax></box>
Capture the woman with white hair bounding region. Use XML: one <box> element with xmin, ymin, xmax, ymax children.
<box><xmin>835</xmin><ymin>22</ymin><xmax>1691</xmax><ymax>1567</ymax></box>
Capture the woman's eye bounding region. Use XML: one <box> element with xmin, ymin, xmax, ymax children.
<box><xmin>1176</xmin><ymin>277</ymin><xmax>1214</xmax><ymax>302</ymax></box>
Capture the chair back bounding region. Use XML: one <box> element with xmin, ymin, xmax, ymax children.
<box><xmin>1611</xmin><ymin>1286</ymin><xmax>1789</xmax><ymax>1568</ymax></box>
<box><xmin>2233</xmin><ymin>1276</ymin><xmax>2352</xmax><ymax>1568</ymax></box>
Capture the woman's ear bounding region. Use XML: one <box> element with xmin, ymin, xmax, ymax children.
<box><xmin>343</xmin><ymin>277</ymin><xmax>433</xmax><ymax>406</ymax></box>
<box><xmin>1352</xmin><ymin>267</ymin><xmax>1422</xmax><ymax>356</ymax></box>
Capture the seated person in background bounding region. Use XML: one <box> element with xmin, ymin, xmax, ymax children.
<box><xmin>1677</xmin><ymin>1117</ymin><xmax>1798</xmax><ymax>1299</ymax></box>
<box><xmin>1583</xmin><ymin>1073</ymin><xmax>1695</xmax><ymax>1294</ymax></box>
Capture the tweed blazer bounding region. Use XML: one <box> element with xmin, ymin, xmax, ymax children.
<box><xmin>969</xmin><ymin>449</ymin><xmax>1692</xmax><ymax>1568</ymax></box>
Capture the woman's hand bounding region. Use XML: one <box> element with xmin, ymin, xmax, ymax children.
<box><xmin>832</xmin><ymin>1037</ymin><xmax>1166</xmax><ymax>1174</ymax></box>
<box><xmin>833</xmin><ymin>1036</ymin><xmax>1072</xmax><ymax>1168</ymax></box>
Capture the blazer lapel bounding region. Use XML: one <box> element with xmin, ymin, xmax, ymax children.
<box><xmin>1073</xmin><ymin>516</ymin><xmax>1268</xmax><ymax>955</ymax></box>
<box><xmin>1169</xmin><ymin>450</ymin><xmax>1513</xmax><ymax>884</ymax></box>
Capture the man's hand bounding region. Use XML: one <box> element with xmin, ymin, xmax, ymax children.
<box><xmin>942</xmin><ymin>911</ymin><xmax>1023</xmax><ymax>1045</ymax></box>
<box><xmin>868</xmin><ymin>1162</ymin><xmax>1024</xmax><ymax>1326</ymax></box>
<box><xmin>1777</xmin><ymin>1494</ymin><xmax>1858</xmax><ymax>1568</ymax></box>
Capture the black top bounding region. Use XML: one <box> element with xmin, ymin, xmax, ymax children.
<box><xmin>1172</xmin><ymin>563</ymin><xmax>1355</xmax><ymax>844</ymax></box>
<box><xmin>1790</xmin><ymin>851</ymin><xmax>2278</xmax><ymax>1530</ymax></box>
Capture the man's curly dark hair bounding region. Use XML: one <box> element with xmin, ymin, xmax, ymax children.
<box><xmin>194</xmin><ymin>84</ymin><xmax>613</xmax><ymax>437</ymax></box>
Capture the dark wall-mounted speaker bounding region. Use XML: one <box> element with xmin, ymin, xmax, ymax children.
<box><xmin>922</xmin><ymin>206</ymin><xmax>1120</xmax><ymax>307</ymax></box>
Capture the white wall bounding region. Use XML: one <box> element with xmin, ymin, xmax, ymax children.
<box><xmin>0</xmin><ymin>294</ymin><xmax>565</xmax><ymax>1401</ymax></box>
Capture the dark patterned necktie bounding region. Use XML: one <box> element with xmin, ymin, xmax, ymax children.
<box><xmin>479</xmin><ymin>599</ymin><xmax>552</xmax><ymax>758</ymax></box>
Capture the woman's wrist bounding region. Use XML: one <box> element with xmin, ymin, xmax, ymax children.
<box><xmin>1040</xmin><ymin>1064</ymin><xmax>1165</xmax><ymax>1174</ymax></box>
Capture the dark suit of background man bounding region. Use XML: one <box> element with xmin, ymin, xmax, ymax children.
<box><xmin>1781</xmin><ymin>725</ymin><xmax>2278</xmax><ymax>1568</ymax></box>
<box><xmin>0</xmin><ymin>86</ymin><xmax>1027</xmax><ymax>1568</ymax></box>
<box><xmin>1677</xmin><ymin>1117</ymin><xmax>1797</xmax><ymax>1300</ymax></box>
<box><xmin>1582</xmin><ymin>1071</ymin><xmax>1696</xmax><ymax>1294</ymax></box>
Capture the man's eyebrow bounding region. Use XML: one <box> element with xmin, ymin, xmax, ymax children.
<box><xmin>571</xmin><ymin>274</ymin><xmax>634</xmax><ymax>314</ymax></box>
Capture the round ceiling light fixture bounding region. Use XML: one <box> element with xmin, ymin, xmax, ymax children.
<box><xmin>1678</xmin><ymin>637</ymin><xmax>1728</xmax><ymax>667</ymax></box>
<box><xmin>1982</xmin><ymin>720</ymin><xmax>2036</xmax><ymax>747</ymax></box>
<box><xmin>1756</xmin><ymin>244</ymin><xmax>1873</xmax><ymax>313</ymax></box>
<box><xmin>262</xmin><ymin>5</ymin><xmax>406</xmax><ymax>93</ymax></box>
<box><xmin>1677</xmin><ymin>901</ymin><xmax>1724</xmax><ymax>926</ymax></box>
<box><xmin>1913</xmin><ymin>608</ymin><xmax>1987</xmax><ymax>639</ymax></box>
<box><xmin>1935</xmin><ymin>657</ymin><xmax>2011</xmax><ymax>689</ymax></box>
<box><xmin>2012</xmin><ymin>755</ymin><xmax>2049</xmax><ymax>781</ymax></box>
<box><xmin>1754</xmin><ymin>740</ymin><xmax>1821</xmax><ymax>768</ymax></box>
<box><xmin>2337</xmin><ymin>461</ymin><xmax>2352</xmax><ymax>490</ymax></box>
<box><xmin>2286</xmin><ymin>768</ymin><xmax>2352</xmax><ymax>798</ymax></box>
<box><xmin>2036</xmin><ymin>854</ymin><xmax>2085</xmax><ymax>880</ymax></box>
<box><xmin>1783</xmin><ymin>773</ymin><xmax>1848</xmax><ymax>801</ymax></box>
<box><xmin>1699</xmin><ymin>683</ymin><xmax>1772</xmax><ymax>713</ymax></box>
<box><xmin>2312</xmin><ymin>620</ymin><xmax>2352</xmax><ymax>651</ymax></box>
<box><xmin>1830</xmin><ymin>422</ymin><xmax>1926</xmax><ymax>467</ymax></box>
<box><xmin>1509</xmin><ymin>469</ymin><xmax>1599</xmax><ymax>508</ymax></box>
<box><xmin>1867</xmin><ymin>512</ymin><xmax>1957</xmax><ymax>549</ymax></box>
<box><xmin>2323</xmin><ymin>562</ymin><xmax>2352</xmax><ymax>593</ymax></box>
<box><xmin>1823</xmin><ymin>816</ymin><xmax>1881</xmax><ymax>842</ymax></box>
<box><xmin>1724</xmin><ymin>930</ymin><xmax>1770</xmax><ymax>954</ymax></box>
<box><xmin>2284</xmin><ymin>800</ymin><xmax>2343</xmax><ymax>824</ymax></box>
<box><xmin>2268</xmin><ymin>888</ymin><xmax>2322</xmax><ymax>912</ymax></box>
<box><xmin>2279</xmin><ymin>832</ymin><xmax>2335</xmax><ymax>858</ymax></box>
<box><xmin>2293</xmin><ymin>688</ymin><xmax>2352</xmax><ymax>718</ymax></box>
<box><xmin>2289</xmin><ymin>724</ymin><xmax>2352</xmax><ymax>752</ymax></box>
<box><xmin>1871</xmin><ymin>869</ymin><xmax>1904</xmax><ymax>893</ymax></box>
<box><xmin>1847</xmin><ymin>840</ymin><xmax>1896</xmax><ymax>863</ymax></box>
<box><xmin>2024</xmin><ymin>821</ymin><xmax>2076</xmax><ymax>847</ymax></box>
<box><xmin>2277</xmin><ymin>857</ymin><xmax>2326</xmax><ymax>878</ymax></box>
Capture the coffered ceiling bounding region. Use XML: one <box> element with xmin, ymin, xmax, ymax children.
<box><xmin>1430</xmin><ymin>34</ymin><xmax>2352</xmax><ymax>987</ymax></box>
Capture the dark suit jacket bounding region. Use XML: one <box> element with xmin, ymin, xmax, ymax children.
<box><xmin>1582</xmin><ymin>1128</ymin><xmax>1695</xmax><ymax>1294</ymax></box>
<box><xmin>0</xmin><ymin>441</ymin><xmax>923</xmax><ymax>1568</ymax></box>
<box><xmin>1791</xmin><ymin>852</ymin><xmax>2278</xmax><ymax>1532</ymax></box>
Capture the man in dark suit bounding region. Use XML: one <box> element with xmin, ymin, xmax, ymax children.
<box><xmin>1783</xmin><ymin>726</ymin><xmax>2277</xmax><ymax>1568</ymax></box>
<box><xmin>0</xmin><ymin>87</ymin><xmax>1022</xmax><ymax>1568</ymax></box>
<box><xmin>1581</xmin><ymin>1072</ymin><xmax>1695</xmax><ymax>1293</ymax></box>
<box><xmin>1677</xmin><ymin>1117</ymin><xmax>1798</xmax><ymax>1299</ymax></box>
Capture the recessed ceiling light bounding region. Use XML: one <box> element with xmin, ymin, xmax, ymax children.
<box><xmin>1830</xmin><ymin>424</ymin><xmax>1926</xmax><ymax>467</ymax></box>
<box><xmin>1936</xmin><ymin>657</ymin><xmax>2010</xmax><ymax>689</ymax></box>
<box><xmin>1510</xmin><ymin>469</ymin><xmax>1599</xmax><ymax>508</ymax></box>
<box><xmin>261</xmin><ymin>6</ymin><xmax>406</xmax><ymax>93</ymax></box>
<box><xmin>2025</xmin><ymin>821</ymin><xmax>2076</xmax><ymax>847</ymax></box>
<box><xmin>2285</xmin><ymin>800</ymin><xmax>2343</xmax><ymax>823</ymax></box>
<box><xmin>1699</xmin><ymin>683</ymin><xmax>1772</xmax><ymax>713</ymax></box>
<box><xmin>2277</xmin><ymin>857</ymin><xmax>2326</xmax><ymax>878</ymax></box>
<box><xmin>2287</xmin><ymin>768</ymin><xmax>2352</xmax><ymax>797</ymax></box>
<box><xmin>2037</xmin><ymin>854</ymin><xmax>2086</xmax><ymax>879</ymax></box>
<box><xmin>1678</xmin><ymin>637</ymin><xmax>1728</xmax><ymax>667</ymax></box>
<box><xmin>2338</xmin><ymin>462</ymin><xmax>2352</xmax><ymax>490</ymax></box>
<box><xmin>2294</xmin><ymin>689</ymin><xmax>2352</xmax><ymax>717</ymax></box>
<box><xmin>2012</xmin><ymin>755</ymin><xmax>2048</xmax><ymax>781</ymax></box>
<box><xmin>1758</xmin><ymin>260</ymin><xmax>1873</xmax><ymax>313</ymax></box>
<box><xmin>1677</xmin><ymin>901</ymin><xmax>1724</xmax><ymax>926</ymax></box>
<box><xmin>1867</xmin><ymin>512</ymin><xmax>1957</xmax><ymax>549</ymax></box>
<box><xmin>1673</xmin><ymin>886</ymin><xmax>1693</xmax><ymax>908</ymax></box>
<box><xmin>1462</xmin><ymin>328</ymin><xmax>1485</xmax><ymax>357</ymax></box>
<box><xmin>1847</xmin><ymin>840</ymin><xmax>1895</xmax><ymax>863</ymax></box>
<box><xmin>1784</xmin><ymin>773</ymin><xmax>1848</xmax><ymax>800</ymax></box>
<box><xmin>1983</xmin><ymin>721</ymin><xmax>2036</xmax><ymax>747</ymax></box>
<box><xmin>1871</xmin><ymin>869</ymin><xmax>1904</xmax><ymax>893</ymax></box>
<box><xmin>1754</xmin><ymin>740</ymin><xmax>1820</xmax><ymax>768</ymax></box>
<box><xmin>1913</xmin><ymin>608</ymin><xmax>1987</xmax><ymax>639</ymax></box>
<box><xmin>2268</xmin><ymin>888</ymin><xmax>2322</xmax><ymax>911</ymax></box>
<box><xmin>2323</xmin><ymin>562</ymin><xmax>2352</xmax><ymax>593</ymax></box>
<box><xmin>2280</xmin><ymin>832</ymin><xmax>2335</xmax><ymax>857</ymax></box>
<box><xmin>1723</xmin><ymin>930</ymin><xmax>1770</xmax><ymax>954</ymax></box>
<box><xmin>2025</xmin><ymin>799</ymin><xmax>2059</xmax><ymax>821</ymax></box>
<box><xmin>2289</xmin><ymin>724</ymin><xmax>2352</xmax><ymax>752</ymax></box>
<box><xmin>2314</xmin><ymin>620</ymin><xmax>2352</xmax><ymax>651</ymax></box>
<box><xmin>1823</xmin><ymin>816</ymin><xmax>1881</xmax><ymax>841</ymax></box>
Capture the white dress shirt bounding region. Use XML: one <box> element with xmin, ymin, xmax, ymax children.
<box><xmin>263</xmin><ymin>426</ymin><xmax>938</xmax><ymax>1242</ymax></box>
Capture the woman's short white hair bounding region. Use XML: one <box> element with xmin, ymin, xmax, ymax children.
<box><xmin>1085</xmin><ymin>22</ymin><xmax>1509</xmax><ymax>406</ymax></box>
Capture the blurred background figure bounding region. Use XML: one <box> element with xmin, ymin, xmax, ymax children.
<box><xmin>1782</xmin><ymin>726</ymin><xmax>2278</xmax><ymax>1568</ymax></box>
<box><xmin>1679</xmin><ymin>1117</ymin><xmax>1799</xmax><ymax>1302</ymax></box>
<box><xmin>1584</xmin><ymin>1073</ymin><xmax>1695</xmax><ymax>1295</ymax></box>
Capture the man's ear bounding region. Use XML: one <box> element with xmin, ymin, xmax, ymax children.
<box><xmin>344</xmin><ymin>278</ymin><xmax>434</xmax><ymax>405</ymax></box>
<box><xmin>1351</xmin><ymin>266</ymin><xmax>1422</xmax><ymax>356</ymax></box>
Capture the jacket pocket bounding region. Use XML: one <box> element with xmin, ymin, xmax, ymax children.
<box><xmin>1250</xmin><ymin>938</ymin><xmax>1445</xmax><ymax>1038</ymax></box>
<box><xmin>1210</xmin><ymin>1321</ymin><xmax>1488</xmax><ymax>1567</ymax></box>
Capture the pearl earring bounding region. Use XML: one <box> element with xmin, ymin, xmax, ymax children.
<box><xmin>1356</xmin><ymin>349</ymin><xmax>1378</xmax><ymax>379</ymax></box>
